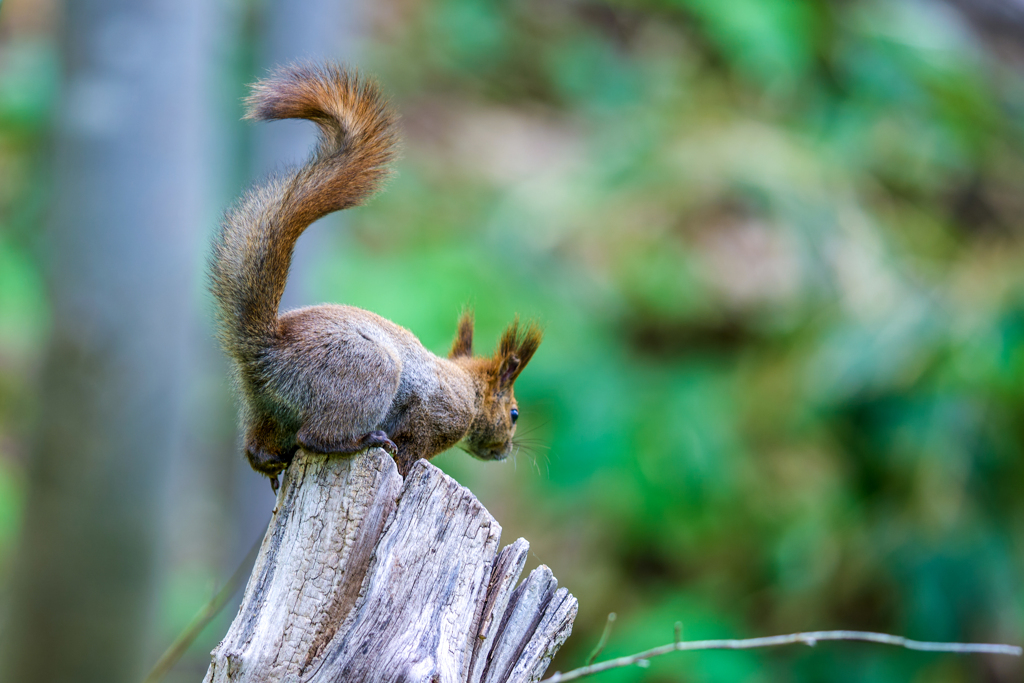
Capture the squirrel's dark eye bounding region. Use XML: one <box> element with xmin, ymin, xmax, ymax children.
<box><xmin>510</xmin><ymin>408</ymin><xmax>519</xmax><ymax>423</ymax></box>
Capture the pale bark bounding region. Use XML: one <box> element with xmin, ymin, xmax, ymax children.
<box><xmin>205</xmin><ymin>450</ymin><xmax>577</xmax><ymax>683</ymax></box>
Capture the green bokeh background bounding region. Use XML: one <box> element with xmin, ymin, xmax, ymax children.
<box><xmin>3</xmin><ymin>0</ymin><xmax>1024</xmax><ymax>681</ymax></box>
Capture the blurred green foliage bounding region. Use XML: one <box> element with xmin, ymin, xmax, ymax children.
<box><xmin>0</xmin><ymin>33</ymin><xmax>55</xmax><ymax>580</ymax></box>
<box><xmin>339</xmin><ymin>0</ymin><xmax>1024</xmax><ymax>680</ymax></box>
<box><xmin>2</xmin><ymin>0</ymin><xmax>1024</xmax><ymax>681</ymax></box>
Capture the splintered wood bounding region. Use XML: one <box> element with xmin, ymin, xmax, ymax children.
<box><xmin>204</xmin><ymin>450</ymin><xmax>577</xmax><ymax>683</ymax></box>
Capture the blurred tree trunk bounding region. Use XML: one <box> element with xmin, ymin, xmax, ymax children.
<box><xmin>0</xmin><ymin>0</ymin><xmax>209</xmax><ymax>681</ymax></box>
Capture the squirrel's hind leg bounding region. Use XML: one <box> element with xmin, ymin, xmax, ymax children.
<box><xmin>296</xmin><ymin>426</ymin><xmax>398</xmax><ymax>456</ymax></box>
<box><xmin>285</xmin><ymin>312</ymin><xmax>404</xmax><ymax>461</ymax></box>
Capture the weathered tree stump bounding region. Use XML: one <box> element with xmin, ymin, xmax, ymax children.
<box><xmin>204</xmin><ymin>449</ymin><xmax>577</xmax><ymax>683</ymax></box>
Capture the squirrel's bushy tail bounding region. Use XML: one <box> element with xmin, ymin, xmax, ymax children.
<box><xmin>210</xmin><ymin>63</ymin><xmax>397</xmax><ymax>360</ymax></box>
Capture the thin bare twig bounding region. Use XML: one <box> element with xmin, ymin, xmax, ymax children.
<box><xmin>543</xmin><ymin>630</ymin><xmax>1023</xmax><ymax>682</ymax></box>
<box><xmin>142</xmin><ymin>527</ymin><xmax>265</xmax><ymax>683</ymax></box>
<box><xmin>585</xmin><ymin>613</ymin><xmax>617</xmax><ymax>666</ymax></box>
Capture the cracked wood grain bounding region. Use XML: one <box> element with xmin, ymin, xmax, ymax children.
<box><xmin>204</xmin><ymin>450</ymin><xmax>577</xmax><ymax>683</ymax></box>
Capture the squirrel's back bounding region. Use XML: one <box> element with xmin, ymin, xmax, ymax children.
<box><xmin>208</xmin><ymin>63</ymin><xmax>398</xmax><ymax>361</ymax></box>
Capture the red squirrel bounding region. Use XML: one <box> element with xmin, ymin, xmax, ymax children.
<box><xmin>209</xmin><ymin>63</ymin><xmax>541</xmax><ymax>490</ymax></box>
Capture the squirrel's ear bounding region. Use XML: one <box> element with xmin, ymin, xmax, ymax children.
<box><xmin>449</xmin><ymin>311</ymin><xmax>474</xmax><ymax>358</ymax></box>
<box><xmin>495</xmin><ymin>318</ymin><xmax>543</xmax><ymax>387</ymax></box>
<box><xmin>498</xmin><ymin>354</ymin><xmax>521</xmax><ymax>388</ymax></box>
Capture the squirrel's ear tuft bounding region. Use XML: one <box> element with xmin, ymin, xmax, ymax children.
<box><xmin>495</xmin><ymin>318</ymin><xmax>543</xmax><ymax>387</ymax></box>
<box><xmin>449</xmin><ymin>311</ymin><xmax>474</xmax><ymax>358</ymax></box>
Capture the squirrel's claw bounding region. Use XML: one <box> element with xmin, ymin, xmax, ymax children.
<box><xmin>269</xmin><ymin>475</ymin><xmax>280</xmax><ymax>494</ymax></box>
<box><xmin>363</xmin><ymin>430</ymin><xmax>398</xmax><ymax>456</ymax></box>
